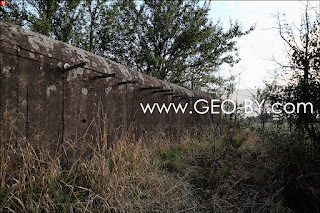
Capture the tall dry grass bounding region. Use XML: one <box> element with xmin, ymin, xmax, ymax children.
<box><xmin>1</xmin><ymin>124</ymin><xmax>315</xmax><ymax>212</ymax></box>
<box><xmin>0</xmin><ymin>134</ymin><xmax>199</xmax><ymax>212</ymax></box>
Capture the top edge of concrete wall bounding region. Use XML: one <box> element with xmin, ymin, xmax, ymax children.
<box><xmin>0</xmin><ymin>20</ymin><xmax>213</xmax><ymax>99</ymax></box>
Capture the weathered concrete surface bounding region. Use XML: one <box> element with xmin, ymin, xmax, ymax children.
<box><xmin>0</xmin><ymin>21</ymin><xmax>219</xmax><ymax>151</ymax></box>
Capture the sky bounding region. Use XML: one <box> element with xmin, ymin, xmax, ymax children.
<box><xmin>209</xmin><ymin>1</ymin><xmax>320</xmax><ymax>90</ymax></box>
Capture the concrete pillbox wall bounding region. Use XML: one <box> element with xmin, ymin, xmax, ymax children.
<box><xmin>0</xmin><ymin>21</ymin><xmax>220</xmax><ymax>151</ymax></box>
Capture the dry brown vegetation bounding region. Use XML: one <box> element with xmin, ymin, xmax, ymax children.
<box><xmin>1</xmin><ymin>123</ymin><xmax>319</xmax><ymax>212</ymax></box>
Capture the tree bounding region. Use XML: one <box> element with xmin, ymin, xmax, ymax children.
<box><xmin>73</xmin><ymin>0</ymin><xmax>109</xmax><ymax>53</ymax></box>
<box><xmin>1</xmin><ymin>0</ymin><xmax>81</xmax><ymax>43</ymax></box>
<box><xmin>0</xmin><ymin>0</ymin><xmax>108</xmax><ymax>52</ymax></box>
<box><xmin>99</xmin><ymin>0</ymin><xmax>253</xmax><ymax>91</ymax></box>
<box><xmin>266</xmin><ymin>3</ymin><xmax>320</xmax><ymax>145</ymax></box>
<box><xmin>1</xmin><ymin>0</ymin><xmax>253</xmax><ymax>93</ymax></box>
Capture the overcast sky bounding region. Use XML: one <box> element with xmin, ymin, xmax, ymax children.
<box><xmin>209</xmin><ymin>1</ymin><xmax>320</xmax><ymax>90</ymax></box>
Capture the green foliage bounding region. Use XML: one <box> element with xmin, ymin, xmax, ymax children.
<box><xmin>99</xmin><ymin>0</ymin><xmax>253</xmax><ymax>91</ymax></box>
<box><xmin>260</xmin><ymin>123</ymin><xmax>320</xmax><ymax>213</ymax></box>
<box><xmin>0</xmin><ymin>0</ymin><xmax>109</xmax><ymax>53</ymax></box>
<box><xmin>1</xmin><ymin>0</ymin><xmax>81</xmax><ymax>42</ymax></box>
<box><xmin>264</xmin><ymin>5</ymin><xmax>320</xmax><ymax>145</ymax></box>
<box><xmin>1</xmin><ymin>0</ymin><xmax>253</xmax><ymax>92</ymax></box>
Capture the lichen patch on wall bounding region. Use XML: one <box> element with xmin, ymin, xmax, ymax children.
<box><xmin>2</xmin><ymin>66</ymin><xmax>14</xmax><ymax>78</ymax></box>
<box><xmin>82</xmin><ymin>88</ymin><xmax>88</xmax><ymax>96</ymax></box>
<box><xmin>46</xmin><ymin>85</ymin><xmax>57</xmax><ymax>98</ymax></box>
<box><xmin>27</xmin><ymin>36</ymin><xmax>41</xmax><ymax>51</ymax></box>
